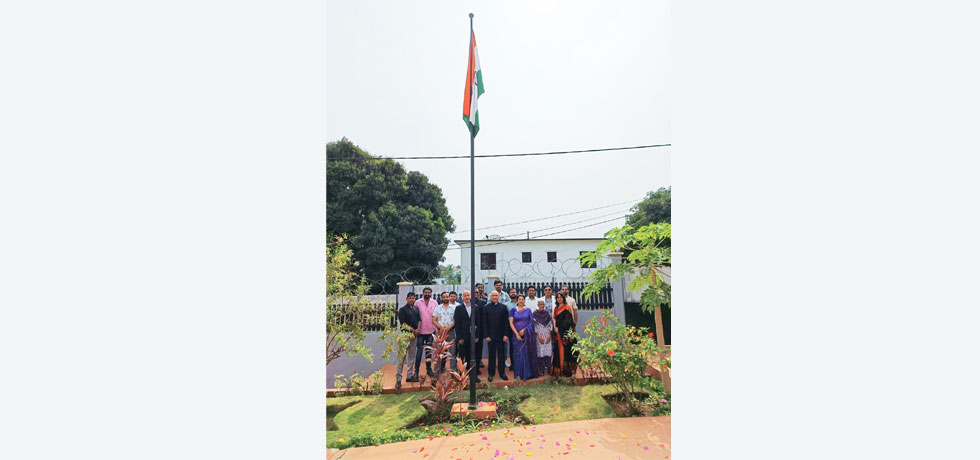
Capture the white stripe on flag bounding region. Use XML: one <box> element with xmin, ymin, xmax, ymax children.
<box><xmin>469</xmin><ymin>75</ymin><xmax>478</xmax><ymax>124</ymax></box>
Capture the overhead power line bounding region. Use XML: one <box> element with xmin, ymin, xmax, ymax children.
<box><xmin>452</xmin><ymin>198</ymin><xmax>640</xmax><ymax>234</ymax></box>
<box><xmin>327</xmin><ymin>144</ymin><xmax>671</xmax><ymax>161</ymax></box>
<box><xmin>448</xmin><ymin>215</ymin><xmax>628</xmax><ymax>249</ymax></box>
<box><xmin>496</xmin><ymin>208</ymin><xmax>630</xmax><ymax>239</ymax></box>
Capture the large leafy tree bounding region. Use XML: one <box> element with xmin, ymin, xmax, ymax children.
<box><xmin>626</xmin><ymin>187</ymin><xmax>670</xmax><ymax>249</ymax></box>
<box><xmin>327</xmin><ymin>138</ymin><xmax>454</xmax><ymax>292</ymax></box>
<box><xmin>626</xmin><ymin>187</ymin><xmax>671</xmax><ymax>226</ymax></box>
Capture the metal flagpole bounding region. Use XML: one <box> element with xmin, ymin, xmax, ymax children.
<box><xmin>468</xmin><ymin>11</ymin><xmax>478</xmax><ymax>411</ymax></box>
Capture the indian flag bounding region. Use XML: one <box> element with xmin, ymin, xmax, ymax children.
<box><xmin>463</xmin><ymin>30</ymin><xmax>485</xmax><ymax>136</ymax></box>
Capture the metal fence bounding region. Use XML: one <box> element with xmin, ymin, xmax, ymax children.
<box><xmin>327</xmin><ymin>294</ymin><xmax>398</xmax><ymax>332</ymax></box>
<box><xmin>499</xmin><ymin>281</ymin><xmax>614</xmax><ymax>311</ymax></box>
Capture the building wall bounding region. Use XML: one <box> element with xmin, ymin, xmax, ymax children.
<box><xmin>457</xmin><ymin>239</ymin><xmax>612</xmax><ymax>285</ymax></box>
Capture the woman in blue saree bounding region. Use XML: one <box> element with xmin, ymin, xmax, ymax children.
<box><xmin>508</xmin><ymin>294</ymin><xmax>539</xmax><ymax>380</ymax></box>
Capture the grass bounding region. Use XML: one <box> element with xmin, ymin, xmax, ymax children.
<box><xmin>503</xmin><ymin>382</ymin><xmax>618</xmax><ymax>424</ymax></box>
<box><xmin>327</xmin><ymin>381</ymin><xmax>625</xmax><ymax>448</ymax></box>
<box><xmin>327</xmin><ymin>392</ymin><xmax>425</xmax><ymax>444</ymax></box>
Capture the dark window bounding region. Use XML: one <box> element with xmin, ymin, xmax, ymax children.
<box><xmin>480</xmin><ymin>253</ymin><xmax>496</xmax><ymax>270</ymax></box>
<box><xmin>522</xmin><ymin>252</ymin><xmax>532</xmax><ymax>263</ymax></box>
<box><xmin>547</xmin><ymin>251</ymin><xmax>557</xmax><ymax>263</ymax></box>
<box><xmin>580</xmin><ymin>251</ymin><xmax>597</xmax><ymax>269</ymax></box>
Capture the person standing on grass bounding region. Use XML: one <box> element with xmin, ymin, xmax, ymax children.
<box><xmin>396</xmin><ymin>291</ymin><xmax>421</xmax><ymax>387</ymax></box>
<box><xmin>481</xmin><ymin>290</ymin><xmax>510</xmax><ymax>382</ymax></box>
<box><xmin>414</xmin><ymin>287</ymin><xmax>438</xmax><ymax>377</ymax></box>
<box><xmin>551</xmin><ymin>292</ymin><xmax>578</xmax><ymax>377</ymax></box>
<box><xmin>560</xmin><ymin>284</ymin><xmax>579</xmax><ymax>324</ymax></box>
<box><xmin>508</xmin><ymin>294</ymin><xmax>538</xmax><ymax>380</ymax></box>
<box><xmin>454</xmin><ymin>290</ymin><xmax>481</xmax><ymax>383</ymax></box>
<box><xmin>532</xmin><ymin>298</ymin><xmax>554</xmax><ymax>376</ymax></box>
<box><xmin>432</xmin><ymin>292</ymin><xmax>458</xmax><ymax>374</ymax></box>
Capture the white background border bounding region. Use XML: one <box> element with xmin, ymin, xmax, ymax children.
<box><xmin>2</xmin><ymin>1</ymin><xmax>979</xmax><ymax>459</ymax></box>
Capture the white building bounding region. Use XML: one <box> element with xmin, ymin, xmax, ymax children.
<box><xmin>454</xmin><ymin>238</ymin><xmax>616</xmax><ymax>285</ymax></box>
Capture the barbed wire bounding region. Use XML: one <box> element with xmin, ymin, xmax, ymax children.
<box><xmin>354</xmin><ymin>256</ymin><xmax>612</xmax><ymax>296</ymax></box>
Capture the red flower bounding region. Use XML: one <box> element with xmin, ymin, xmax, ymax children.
<box><xmin>648</xmin><ymin>332</ymin><xmax>654</xmax><ymax>338</ymax></box>
<box><xmin>607</xmin><ymin>349</ymin><xmax>615</xmax><ymax>356</ymax></box>
<box><xmin>602</xmin><ymin>316</ymin><xmax>607</xmax><ymax>326</ymax></box>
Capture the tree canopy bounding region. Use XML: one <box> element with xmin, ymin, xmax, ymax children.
<box><xmin>626</xmin><ymin>187</ymin><xmax>671</xmax><ymax>228</ymax></box>
<box><xmin>626</xmin><ymin>187</ymin><xmax>670</xmax><ymax>249</ymax></box>
<box><xmin>327</xmin><ymin>138</ymin><xmax>454</xmax><ymax>292</ymax></box>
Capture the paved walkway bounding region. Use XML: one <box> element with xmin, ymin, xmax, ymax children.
<box><xmin>328</xmin><ymin>416</ymin><xmax>670</xmax><ymax>460</ymax></box>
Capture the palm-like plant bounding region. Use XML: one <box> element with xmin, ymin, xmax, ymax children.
<box><xmin>419</xmin><ymin>327</ymin><xmax>473</xmax><ymax>421</ymax></box>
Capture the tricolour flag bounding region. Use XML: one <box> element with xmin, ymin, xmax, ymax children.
<box><xmin>463</xmin><ymin>30</ymin><xmax>485</xmax><ymax>136</ymax></box>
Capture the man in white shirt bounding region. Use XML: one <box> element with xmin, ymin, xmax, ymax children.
<box><xmin>542</xmin><ymin>285</ymin><xmax>556</xmax><ymax>314</ymax></box>
<box><xmin>525</xmin><ymin>285</ymin><xmax>541</xmax><ymax>312</ymax></box>
<box><xmin>449</xmin><ymin>291</ymin><xmax>462</xmax><ymax>308</ymax></box>
<box><xmin>560</xmin><ymin>284</ymin><xmax>578</xmax><ymax>324</ymax></box>
<box><xmin>432</xmin><ymin>292</ymin><xmax>458</xmax><ymax>373</ymax></box>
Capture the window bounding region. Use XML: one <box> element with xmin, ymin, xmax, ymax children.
<box><xmin>579</xmin><ymin>251</ymin><xmax>596</xmax><ymax>269</ymax></box>
<box><xmin>480</xmin><ymin>253</ymin><xmax>496</xmax><ymax>270</ymax></box>
<box><xmin>522</xmin><ymin>252</ymin><xmax>532</xmax><ymax>263</ymax></box>
<box><xmin>547</xmin><ymin>251</ymin><xmax>557</xmax><ymax>263</ymax></box>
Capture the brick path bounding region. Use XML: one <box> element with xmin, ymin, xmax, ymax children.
<box><xmin>327</xmin><ymin>416</ymin><xmax>670</xmax><ymax>460</ymax></box>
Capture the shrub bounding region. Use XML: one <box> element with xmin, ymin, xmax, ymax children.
<box><xmin>368</xmin><ymin>370</ymin><xmax>385</xmax><ymax>395</ymax></box>
<box><xmin>418</xmin><ymin>326</ymin><xmax>472</xmax><ymax>421</ymax></box>
<box><xmin>570</xmin><ymin>311</ymin><xmax>666</xmax><ymax>414</ymax></box>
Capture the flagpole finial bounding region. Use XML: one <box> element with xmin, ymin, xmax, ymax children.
<box><xmin>469</xmin><ymin>13</ymin><xmax>474</xmax><ymax>18</ymax></box>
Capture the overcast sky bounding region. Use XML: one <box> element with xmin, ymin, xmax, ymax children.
<box><xmin>326</xmin><ymin>1</ymin><xmax>671</xmax><ymax>266</ymax></box>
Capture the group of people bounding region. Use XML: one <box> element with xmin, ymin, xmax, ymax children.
<box><xmin>395</xmin><ymin>280</ymin><xmax>581</xmax><ymax>388</ymax></box>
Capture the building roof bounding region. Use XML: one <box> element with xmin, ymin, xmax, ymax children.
<box><xmin>453</xmin><ymin>238</ymin><xmax>605</xmax><ymax>245</ymax></box>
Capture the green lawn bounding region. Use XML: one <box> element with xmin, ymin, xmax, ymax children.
<box><xmin>327</xmin><ymin>392</ymin><xmax>424</xmax><ymax>442</ymax></box>
<box><xmin>327</xmin><ymin>382</ymin><xmax>623</xmax><ymax>448</ymax></box>
<box><xmin>505</xmin><ymin>383</ymin><xmax>618</xmax><ymax>424</ymax></box>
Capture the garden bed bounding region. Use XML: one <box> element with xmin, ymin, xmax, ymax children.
<box><xmin>327</xmin><ymin>382</ymin><xmax>620</xmax><ymax>449</ymax></box>
<box><xmin>601</xmin><ymin>391</ymin><xmax>670</xmax><ymax>417</ymax></box>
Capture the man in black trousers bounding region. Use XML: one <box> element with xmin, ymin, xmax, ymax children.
<box><xmin>454</xmin><ymin>290</ymin><xmax>482</xmax><ymax>383</ymax></box>
<box><xmin>481</xmin><ymin>290</ymin><xmax>510</xmax><ymax>382</ymax></box>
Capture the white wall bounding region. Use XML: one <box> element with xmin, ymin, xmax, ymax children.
<box><xmin>457</xmin><ymin>239</ymin><xmax>613</xmax><ymax>285</ymax></box>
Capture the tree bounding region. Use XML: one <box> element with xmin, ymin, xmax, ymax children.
<box><xmin>578</xmin><ymin>223</ymin><xmax>671</xmax><ymax>392</ymax></box>
<box><xmin>626</xmin><ymin>187</ymin><xmax>671</xmax><ymax>249</ymax></box>
<box><xmin>437</xmin><ymin>264</ymin><xmax>461</xmax><ymax>284</ymax></box>
<box><xmin>579</xmin><ymin>222</ymin><xmax>671</xmax><ymax>314</ymax></box>
<box><xmin>327</xmin><ymin>138</ymin><xmax>455</xmax><ymax>292</ymax></box>
<box><xmin>626</xmin><ymin>187</ymin><xmax>671</xmax><ymax>228</ymax></box>
<box><xmin>326</xmin><ymin>236</ymin><xmax>412</xmax><ymax>367</ymax></box>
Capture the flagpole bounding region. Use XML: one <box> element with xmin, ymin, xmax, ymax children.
<box><xmin>467</xmin><ymin>11</ymin><xmax>478</xmax><ymax>411</ymax></box>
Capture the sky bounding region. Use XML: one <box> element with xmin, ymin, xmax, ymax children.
<box><xmin>326</xmin><ymin>0</ymin><xmax>671</xmax><ymax>266</ymax></box>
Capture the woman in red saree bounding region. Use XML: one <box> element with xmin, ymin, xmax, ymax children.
<box><xmin>550</xmin><ymin>293</ymin><xmax>578</xmax><ymax>377</ymax></box>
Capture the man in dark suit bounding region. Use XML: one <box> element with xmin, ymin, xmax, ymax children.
<box><xmin>454</xmin><ymin>290</ymin><xmax>482</xmax><ymax>383</ymax></box>
<box><xmin>481</xmin><ymin>290</ymin><xmax>510</xmax><ymax>382</ymax></box>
